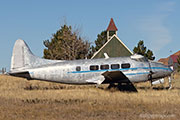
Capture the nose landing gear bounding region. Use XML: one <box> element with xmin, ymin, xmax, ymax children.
<box><xmin>168</xmin><ymin>76</ymin><xmax>172</xmax><ymax>90</ymax></box>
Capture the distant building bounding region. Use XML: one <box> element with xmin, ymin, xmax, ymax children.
<box><xmin>0</xmin><ymin>68</ymin><xmax>6</xmax><ymax>74</ymax></box>
<box><xmin>158</xmin><ymin>50</ymin><xmax>180</xmax><ymax>70</ymax></box>
<box><xmin>168</xmin><ymin>55</ymin><xmax>179</xmax><ymax>70</ymax></box>
<box><xmin>158</xmin><ymin>58</ymin><xmax>169</xmax><ymax>66</ymax></box>
<box><xmin>91</xmin><ymin>18</ymin><xmax>132</xmax><ymax>59</ymax></box>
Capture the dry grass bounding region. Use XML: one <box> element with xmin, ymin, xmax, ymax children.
<box><xmin>0</xmin><ymin>74</ymin><xmax>180</xmax><ymax>120</ymax></box>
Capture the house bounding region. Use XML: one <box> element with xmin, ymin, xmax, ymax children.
<box><xmin>168</xmin><ymin>55</ymin><xmax>179</xmax><ymax>70</ymax></box>
<box><xmin>158</xmin><ymin>50</ymin><xmax>180</xmax><ymax>70</ymax></box>
<box><xmin>91</xmin><ymin>18</ymin><xmax>133</xmax><ymax>59</ymax></box>
<box><xmin>158</xmin><ymin>58</ymin><xmax>169</xmax><ymax>66</ymax></box>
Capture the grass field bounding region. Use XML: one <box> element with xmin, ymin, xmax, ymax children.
<box><xmin>0</xmin><ymin>74</ymin><xmax>180</xmax><ymax>120</ymax></box>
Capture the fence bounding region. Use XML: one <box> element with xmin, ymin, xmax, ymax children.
<box><xmin>0</xmin><ymin>68</ymin><xmax>6</xmax><ymax>74</ymax></box>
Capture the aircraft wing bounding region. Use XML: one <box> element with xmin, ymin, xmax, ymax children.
<box><xmin>86</xmin><ymin>70</ymin><xmax>128</xmax><ymax>85</ymax></box>
<box><xmin>102</xmin><ymin>71</ymin><xmax>128</xmax><ymax>80</ymax></box>
<box><xmin>86</xmin><ymin>75</ymin><xmax>105</xmax><ymax>85</ymax></box>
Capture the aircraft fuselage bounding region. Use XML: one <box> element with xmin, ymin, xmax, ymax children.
<box><xmin>9</xmin><ymin>40</ymin><xmax>173</xmax><ymax>86</ymax></box>
<box><xmin>25</xmin><ymin>57</ymin><xmax>172</xmax><ymax>84</ymax></box>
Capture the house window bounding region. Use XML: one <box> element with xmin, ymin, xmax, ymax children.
<box><xmin>121</xmin><ymin>63</ymin><xmax>130</xmax><ymax>69</ymax></box>
<box><xmin>111</xmin><ymin>64</ymin><xmax>120</xmax><ymax>69</ymax></box>
<box><xmin>109</xmin><ymin>31</ymin><xmax>116</xmax><ymax>36</ymax></box>
<box><xmin>76</xmin><ymin>66</ymin><xmax>81</xmax><ymax>71</ymax></box>
<box><xmin>90</xmin><ymin>65</ymin><xmax>99</xmax><ymax>70</ymax></box>
<box><xmin>100</xmin><ymin>64</ymin><xmax>109</xmax><ymax>70</ymax></box>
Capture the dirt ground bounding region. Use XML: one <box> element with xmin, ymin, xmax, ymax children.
<box><xmin>0</xmin><ymin>74</ymin><xmax>180</xmax><ymax>120</ymax></box>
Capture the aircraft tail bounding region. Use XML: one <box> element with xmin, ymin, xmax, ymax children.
<box><xmin>10</xmin><ymin>39</ymin><xmax>35</xmax><ymax>71</ymax></box>
<box><xmin>10</xmin><ymin>39</ymin><xmax>62</xmax><ymax>72</ymax></box>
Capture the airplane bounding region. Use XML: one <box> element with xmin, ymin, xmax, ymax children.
<box><xmin>8</xmin><ymin>39</ymin><xmax>173</xmax><ymax>89</ymax></box>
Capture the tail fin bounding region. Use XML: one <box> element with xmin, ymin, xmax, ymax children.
<box><xmin>10</xmin><ymin>39</ymin><xmax>63</xmax><ymax>72</ymax></box>
<box><xmin>11</xmin><ymin>39</ymin><xmax>35</xmax><ymax>71</ymax></box>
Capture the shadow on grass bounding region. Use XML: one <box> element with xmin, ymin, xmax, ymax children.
<box><xmin>104</xmin><ymin>83</ymin><xmax>138</xmax><ymax>93</ymax></box>
<box><xmin>137</xmin><ymin>86</ymin><xmax>180</xmax><ymax>90</ymax></box>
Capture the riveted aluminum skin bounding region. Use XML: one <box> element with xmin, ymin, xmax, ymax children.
<box><xmin>9</xmin><ymin>39</ymin><xmax>173</xmax><ymax>85</ymax></box>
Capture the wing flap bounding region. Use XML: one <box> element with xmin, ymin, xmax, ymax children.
<box><xmin>86</xmin><ymin>71</ymin><xmax>128</xmax><ymax>85</ymax></box>
<box><xmin>102</xmin><ymin>71</ymin><xmax>128</xmax><ymax>80</ymax></box>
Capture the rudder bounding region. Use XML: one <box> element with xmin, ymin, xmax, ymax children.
<box><xmin>11</xmin><ymin>39</ymin><xmax>34</xmax><ymax>71</ymax></box>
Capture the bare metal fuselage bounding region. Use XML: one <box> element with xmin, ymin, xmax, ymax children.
<box><xmin>9</xmin><ymin>39</ymin><xmax>172</xmax><ymax>85</ymax></box>
<box><xmin>24</xmin><ymin>57</ymin><xmax>171</xmax><ymax>84</ymax></box>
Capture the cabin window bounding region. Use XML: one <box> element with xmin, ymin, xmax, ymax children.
<box><xmin>111</xmin><ymin>64</ymin><xmax>120</xmax><ymax>69</ymax></box>
<box><xmin>90</xmin><ymin>65</ymin><xmax>99</xmax><ymax>70</ymax></box>
<box><xmin>121</xmin><ymin>63</ymin><xmax>130</xmax><ymax>69</ymax></box>
<box><xmin>76</xmin><ymin>66</ymin><xmax>81</xmax><ymax>71</ymax></box>
<box><xmin>100</xmin><ymin>64</ymin><xmax>109</xmax><ymax>70</ymax></box>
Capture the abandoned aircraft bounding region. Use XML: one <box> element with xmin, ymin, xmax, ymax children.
<box><xmin>8</xmin><ymin>39</ymin><xmax>173</xmax><ymax>89</ymax></box>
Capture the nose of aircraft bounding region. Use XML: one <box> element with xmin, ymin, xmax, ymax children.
<box><xmin>162</xmin><ymin>64</ymin><xmax>173</xmax><ymax>76</ymax></box>
<box><xmin>151</xmin><ymin>62</ymin><xmax>173</xmax><ymax>77</ymax></box>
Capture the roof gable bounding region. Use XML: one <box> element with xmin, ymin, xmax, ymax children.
<box><xmin>158</xmin><ymin>58</ymin><xmax>169</xmax><ymax>65</ymax></box>
<box><xmin>91</xmin><ymin>34</ymin><xmax>132</xmax><ymax>59</ymax></box>
<box><xmin>107</xmin><ymin>18</ymin><xmax>118</xmax><ymax>31</ymax></box>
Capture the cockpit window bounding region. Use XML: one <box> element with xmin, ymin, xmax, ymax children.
<box><xmin>130</xmin><ymin>54</ymin><xmax>148</xmax><ymax>62</ymax></box>
<box><xmin>133</xmin><ymin>58</ymin><xmax>148</xmax><ymax>62</ymax></box>
<box><xmin>132</xmin><ymin>56</ymin><xmax>148</xmax><ymax>62</ymax></box>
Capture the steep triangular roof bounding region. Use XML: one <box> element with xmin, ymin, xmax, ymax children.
<box><xmin>107</xmin><ymin>18</ymin><xmax>118</xmax><ymax>31</ymax></box>
<box><xmin>91</xmin><ymin>34</ymin><xmax>132</xmax><ymax>59</ymax></box>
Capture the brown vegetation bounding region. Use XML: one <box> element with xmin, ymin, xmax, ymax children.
<box><xmin>0</xmin><ymin>74</ymin><xmax>180</xmax><ymax>120</ymax></box>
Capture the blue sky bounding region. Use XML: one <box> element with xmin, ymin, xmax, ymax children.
<box><xmin>0</xmin><ymin>0</ymin><xmax>179</xmax><ymax>70</ymax></box>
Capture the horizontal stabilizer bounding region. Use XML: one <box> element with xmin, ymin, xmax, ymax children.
<box><xmin>8</xmin><ymin>71</ymin><xmax>31</xmax><ymax>79</ymax></box>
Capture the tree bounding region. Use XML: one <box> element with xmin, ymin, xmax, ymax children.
<box><xmin>133</xmin><ymin>40</ymin><xmax>155</xmax><ymax>60</ymax></box>
<box><xmin>43</xmin><ymin>24</ymin><xmax>90</xmax><ymax>60</ymax></box>
<box><xmin>88</xmin><ymin>30</ymin><xmax>107</xmax><ymax>58</ymax></box>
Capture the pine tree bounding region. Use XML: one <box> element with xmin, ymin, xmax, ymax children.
<box><xmin>94</xmin><ymin>31</ymin><xmax>107</xmax><ymax>51</ymax></box>
<box><xmin>43</xmin><ymin>24</ymin><xmax>90</xmax><ymax>60</ymax></box>
<box><xmin>133</xmin><ymin>40</ymin><xmax>155</xmax><ymax>60</ymax></box>
<box><xmin>88</xmin><ymin>30</ymin><xmax>107</xmax><ymax>58</ymax></box>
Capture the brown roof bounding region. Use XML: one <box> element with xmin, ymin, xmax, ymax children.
<box><xmin>158</xmin><ymin>58</ymin><xmax>169</xmax><ymax>65</ymax></box>
<box><xmin>107</xmin><ymin>18</ymin><xmax>118</xmax><ymax>31</ymax></box>
<box><xmin>158</xmin><ymin>50</ymin><xmax>180</xmax><ymax>65</ymax></box>
<box><xmin>173</xmin><ymin>50</ymin><xmax>180</xmax><ymax>56</ymax></box>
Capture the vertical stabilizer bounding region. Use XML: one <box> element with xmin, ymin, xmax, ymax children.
<box><xmin>10</xmin><ymin>39</ymin><xmax>63</xmax><ymax>72</ymax></box>
<box><xmin>11</xmin><ymin>39</ymin><xmax>34</xmax><ymax>71</ymax></box>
